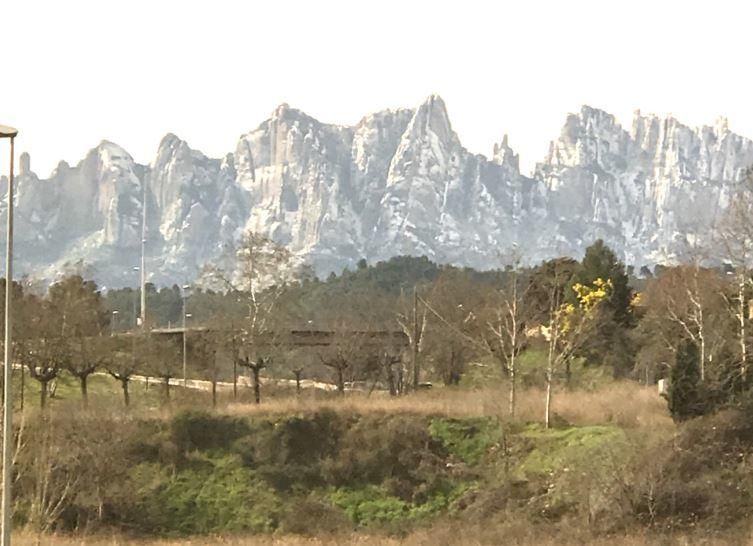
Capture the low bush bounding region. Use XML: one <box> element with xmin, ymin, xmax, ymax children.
<box><xmin>127</xmin><ymin>455</ymin><xmax>282</xmax><ymax>535</ymax></box>
<box><xmin>170</xmin><ymin>410</ymin><xmax>250</xmax><ymax>453</ymax></box>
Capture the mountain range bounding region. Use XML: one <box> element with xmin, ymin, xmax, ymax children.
<box><xmin>3</xmin><ymin>95</ymin><xmax>751</xmax><ymax>288</ymax></box>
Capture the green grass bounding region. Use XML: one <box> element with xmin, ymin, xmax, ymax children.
<box><xmin>10</xmin><ymin>369</ymin><xmax>193</xmax><ymax>411</ymax></box>
<box><xmin>327</xmin><ymin>482</ymin><xmax>472</xmax><ymax>527</ymax></box>
<box><xmin>516</xmin><ymin>424</ymin><xmax>627</xmax><ymax>477</ymax></box>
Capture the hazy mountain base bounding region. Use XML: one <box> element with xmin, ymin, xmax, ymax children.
<box><xmin>12</xmin><ymin>379</ymin><xmax>753</xmax><ymax>546</ymax></box>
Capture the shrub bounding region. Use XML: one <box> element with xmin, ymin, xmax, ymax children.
<box><xmin>232</xmin><ymin>410</ymin><xmax>346</xmax><ymax>491</ymax></box>
<box><xmin>320</xmin><ymin>415</ymin><xmax>447</xmax><ymax>499</ymax></box>
<box><xmin>170</xmin><ymin>410</ymin><xmax>250</xmax><ymax>453</ymax></box>
<box><xmin>127</xmin><ymin>455</ymin><xmax>282</xmax><ymax>535</ymax></box>
<box><xmin>428</xmin><ymin>417</ymin><xmax>500</xmax><ymax>466</ymax></box>
<box><xmin>666</xmin><ymin>341</ymin><xmax>707</xmax><ymax>422</ymax></box>
<box><xmin>278</xmin><ymin>497</ymin><xmax>352</xmax><ymax>535</ymax></box>
<box><xmin>630</xmin><ymin>407</ymin><xmax>753</xmax><ymax>529</ymax></box>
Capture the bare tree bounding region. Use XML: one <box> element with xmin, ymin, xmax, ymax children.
<box><xmin>48</xmin><ymin>275</ymin><xmax>110</xmax><ymax>406</ymax></box>
<box><xmin>67</xmin><ymin>337</ymin><xmax>110</xmax><ymax>408</ymax></box>
<box><xmin>396</xmin><ymin>286</ymin><xmax>427</xmax><ymax>391</ymax></box>
<box><xmin>18</xmin><ymin>336</ymin><xmax>65</xmax><ymax>410</ymax></box>
<box><xmin>716</xmin><ymin>172</ymin><xmax>753</xmax><ymax>384</ymax></box>
<box><xmin>188</xmin><ymin>330</ymin><xmax>220</xmax><ymax>407</ymax></box>
<box><xmin>418</xmin><ymin>270</ymin><xmax>485</xmax><ymax>388</ymax></box>
<box><xmin>640</xmin><ymin>265</ymin><xmax>729</xmax><ymax>383</ymax></box>
<box><xmin>319</xmin><ymin>327</ymin><xmax>367</xmax><ymax>395</ymax></box>
<box><xmin>237</xmin><ymin>354</ymin><xmax>269</xmax><ymax>404</ymax></box>
<box><xmin>106</xmin><ymin>341</ymin><xmax>138</xmax><ymax>407</ymax></box>
<box><xmin>142</xmin><ymin>334</ymin><xmax>182</xmax><ymax>404</ymax></box>
<box><xmin>18</xmin><ymin>415</ymin><xmax>80</xmax><ymax>537</ymax></box>
<box><xmin>202</xmin><ymin>231</ymin><xmax>307</xmax><ymax>402</ymax></box>
<box><xmin>477</xmin><ymin>260</ymin><xmax>530</xmax><ymax>417</ymax></box>
<box><xmin>293</xmin><ymin>367</ymin><xmax>304</xmax><ymax>395</ymax></box>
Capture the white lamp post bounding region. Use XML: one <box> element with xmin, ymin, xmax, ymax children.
<box><xmin>0</xmin><ymin>124</ymin><xmax>18</xmax><ymax>546</ymax></box>
<box><xmin>182</xmin><ymin>284</ymin><xmax>191</xmax><ymax>387</ymax></box>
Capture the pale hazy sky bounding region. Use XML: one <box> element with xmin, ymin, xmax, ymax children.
<box><xmin>2</xmin><ymin>0</ymin><xmax>750</xmax><ymax>176</ymax></box>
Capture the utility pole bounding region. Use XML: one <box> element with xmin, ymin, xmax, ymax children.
<box><xmin>1</xmin><ymin>124</ymin><xmax>18</xmax><ymax>546</ymax></box>
<box><xmin>412</xmin><ymin>285</ymin><xmax>419</xmax><ymax>391</ymax></box>
<box><xmin>182</xmin><ymin>284</ymin><xmax>190</xmax><ymax>387</ymax></box>
<box><xmin>139</xmin><ymin>178</ymin><xmax>147</xmax><ymax>329</ymax></box>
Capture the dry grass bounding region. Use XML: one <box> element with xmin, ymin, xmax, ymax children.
<box><xmin>223</xmin><ymin>381</ymin><xmax>672</xmax><ymax>429</ymax></box>
<box><xmin>16</xmin><ymin>382</ymin><xmax>677</xmax><ymax>546</ymax></box>
<box><xmin>16</xmin><ymin>530</ymin><xmax>753</xmax><ymax>546</ymax></box>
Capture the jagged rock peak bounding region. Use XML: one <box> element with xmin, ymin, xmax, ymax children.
<box><xmin>406</xmin><ymin>94</ymin><xmax>454</xmax><ymax>144</ymax></box>
<box><xmin>492</xmin><ymin>134</ymin><xmax>520</xmax><ymax>171</ymax></box>
<box><xmin>11</xmin><ymin>97</ymin><xmax>753</xmax><ymax>290</ymax></box>
<box><xmin>94</xmin><ymin>140</ymin><xmax>133</xmax><ymax>159</ymax></box>
<box><xmin>715</xmin><ymin>116</ymin><xmax>730</xmax><ymax>135</ymax></box>
<box><xmin>220</xmin><ymin>153</ymin><xmax>235</xmax><ymax>170</ymax></box>
<box><xmin>542</xmin><ymin>105</ymin><xmax>632</xmax><ymax>169</ymax></box>
<box><xmin>157</xmin><ymin>132</ymin><xmax>183</xmax><ymax>150</ymax></box>
<box><xmin>19</xmin><ymin>152</ymin><xmax>30</xmax><ymax>175</ymax></box>
<box><xmin>52</xmin><ymin>160</ymin><xmax>70</xmax><ymax>176</ymax></box>
<box><xmin>272</xmin><ymin>102</ymin><xmax>291</xmax><ymax>119</ymax></box>
<box><xmin>567</xmin><ymin>105</ymin><xmax>621</xmax><ymax>137</ymax></box>
<box><xmin>267</xmin><ymin>102</ymin><xmax>323</xmax><ymax>127</ymax></box>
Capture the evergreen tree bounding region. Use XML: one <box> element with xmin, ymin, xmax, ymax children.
<box><xmin>667</xmin><ymin>340</ymin><xmax>706</xmax><ymax>422</ymax></box>
<box><xmin>575</xmin><ymin>240</ymin><xmax>633</xmax><ymax>325</ymax></box>
<box><xmin>570</xmin><ymin>240</ymin><xmax>635</xmax><ymax>376</ymax></box>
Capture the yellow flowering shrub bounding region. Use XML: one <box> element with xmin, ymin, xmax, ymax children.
<box><xmin>557</xmin><ymin>278</ymin><xmax>612</xmax><ymax>336</ymax></box>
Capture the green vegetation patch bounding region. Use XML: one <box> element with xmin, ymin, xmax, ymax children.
<box><xmin>129</xmin><ymin>455</ymin><xmax>282</xmax><ymax>535</ymax></box>
<box><xmin>429</xmin><ymin>417</ymin><xmax>501</xmax><ymax>466</ymax></box>
<box><xmin>328</xmin><ymin>482</ymin><xmax>472</xmax><ymax>526</ymax></box>
<box><xmin>516</xmin><ymin>424</ymin><xmax>626</xmax><ymax>477</ymax></box>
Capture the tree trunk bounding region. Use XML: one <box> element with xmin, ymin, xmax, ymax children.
<box><xmin>163</xmin><ymin>377</ymin><xmax>171</xmax><ymax>403</ymax></box>
<box><xmin>386</xmin><ymin>363</ymin><xmax>396</xmax><ymax>396</ymax></box>
<box><xmin>336</xmin><ymin>367</ymin><xmax>345</xmax><ymax>395</ymax></box>
<box><xmin>79</xmin><ymin>375</ymin><xmax>88</xmax><ymax>408</ymax></box>
<box><xmin>294</xmin><ymin>370</ymin><xmax>302</xmax><ymax>395</ymax></box>
<box><xmin>40</xmin><ymin>380</ymin><xmax>48</xmax><ymax>410</ymax></box>
<box><xmin>545</xmin><ymin>331</ymin><xmax>556</xmax><ymax>429</ymax></box>
<box><xmin>699</xmin><ymin>332</ymin><xmax>705</xmax><ymax>382</ymax></box>
<box><xmin>252</xmin><ymin>367</ymin><xmax>261</xmax><ymax>404</ymax></box>
<box><xmin>211</xmin><ymin>379</ymin><xmax>217</xmax><ymax>408</ymax></box>
<box><xmin>544</xmin><ymin>371</ymin><xmax>552</xmax><ymax>429</ymax></box>
<box><xmin>20</xmin><ymin>364</ymin><xmax>25</xmax><ymax>411</ymax></box>
<box><xmin>121</xmin><ymin>378</ymin><xmax>130</xmax><ymax>407</ymax></box>
<box><xmin>233</xmin><ymin>359</ymin><xmax>238</xmax><ymax>400</ymax></box>
<box><xmin>739</xmin><ymin>274</ymin><xmax>747</xmax><ymax>387</ymax></box>
<box><xmin>96</xmin><ymin>486</ymin><xmax>104</xmax><ymax>521</ymax></box>
<box><xmin>509</xmin><ymin>357</ymin><xmax>516</xmax><ymax>419</ymax></box>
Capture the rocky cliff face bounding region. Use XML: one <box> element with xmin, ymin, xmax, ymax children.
<box><xmin>372</xmin><ymin>95</ymin><xmax>535</xmax><ymax>268</ymax></box>
<box><xmin>5</xmin><ymin>96</ymin><xmax>753</xmax><ymax>287</ymax></box>
<box><xmin>535</xmin><ymin>106</ymin><xmax>753</xmax><ymax>264</ymax></box>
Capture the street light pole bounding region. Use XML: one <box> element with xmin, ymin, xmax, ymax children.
<box><xmin>132</xmin><ymin>266</ymin><xmax>140</xmax><ymax>329</ymax></box>
<box><xmin>1</xmin><ymin>124</ymin><xmax>18</xmax><ymax>546</ymax></box>
<box><xmin>111</xmin><ymin>310</ymin><xmax>119</xmax><ymax>336</ymax></box>
<box><xmin>182</xmin><ymin>284</ymin><xmax>190</xmax><ymax>387</ymax></box>
<box><xmin>140</xmin><ymin>178</ymin><xmax>147</xmax><ymax>329</ymax></box>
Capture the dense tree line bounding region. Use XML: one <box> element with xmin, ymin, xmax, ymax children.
<box><xmin>8</xmin><ymin>217</ymin><xmax>753</xmax><ymax>426</ymax></box>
